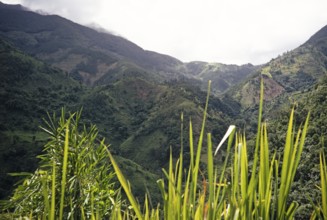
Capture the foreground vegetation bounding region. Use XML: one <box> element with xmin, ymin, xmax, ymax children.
<box><xmin>1</xmin><ymin>80</ymin><xmax>326</xmax><ymax>219</ymax></box>
<box><xmin>2</xmin><ymin>109</ymin><xmax>119</xmax><ymax>219</ymax></box>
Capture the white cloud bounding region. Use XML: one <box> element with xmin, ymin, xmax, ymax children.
<box><xmin>2</xmin><ymin>0</ymin><xmax>327</xmax><ymax>65</ymax></box>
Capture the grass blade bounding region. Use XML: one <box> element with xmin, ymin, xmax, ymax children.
<box><xmin>248</xmin><ymin>76</ymin><xmax>264</xmax><ymax>214</ymax></box>
<box><xmin>192</xmin><ymin>80</ymin><xmax>211</xmax><ymax>205</ymax></box>
<box><xmin>320</xmin><ymin>150</ymin><xmax>327</xmax><ymax>219</ymax></box>
<box><xmin>207</xmin><ymin>133</ymin><xmax>214</xmax><ymax>219</ymax></box>
<box><xmin>214</xmin><ymin>125</ymin><xmax>236</xmax><ymax>156</ymax></box>
<box><xmin>50</xmin><ymin>159</ymin><xmax>56</xmax><ymax>220</ymax></box>
<box><xmin>106</xmin><ymin>150</ymin><xmax>143</xmax><ymax>220</ymax></box>
<box><xmin>59</xmin><ymin>120</ymin><xmax>70</xmax><ymax>220</ymax></box>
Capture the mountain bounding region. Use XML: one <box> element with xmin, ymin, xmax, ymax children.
<box><xmin>227</xmin><ymin>25</ymin><xmax>327</xmax><ymax>108</ymax></box>
<box><xmin>223</xmin><ymin>25</ymin><xmax>327</xmax><ymax>219</ymax></box>
<box><xmin>0</xmin><ymin>2</ymin><xmax>254</xmax><ymax>176</ymax></box>
<box><xmin>0</xmin><ymin>1</ymin><xmax>26</xmax><ymax>10</ymax></box>
<box><xmin>0</xmin><ymin>3</ymin><xmax>239</xmax><ymax>201</ymax></box>
<box><xmin>306</xmin><ymin>24</ymin><xmax>327</xmax><ymax>49</ymax></box>
<box><xmin>0</xmin><ymin>38</ymin><xmax>163</xmax><ymax>200</ymax></box>
<box><xmin>0</xmin><ymin>1</ymin><xmax>183</xmax><ymax>85</ymax></box>
<box><xmin>0</xmin><ymin>37</ymin><xmax>236</xmax><ymax>202</ymax></box>
<box><xmin>183</xmin><ymin>61</ymin><xmax>258</xmax><ymax>94</ymax></box>
<box><xmin>0</xmin><ymin>38</ymin><xmax>84</xmax><ymax>198</ymax></box>
<box><xmin>0</xmin><ymin>2</ymin><xmax>255</xmax><ymax>91</ymax></box>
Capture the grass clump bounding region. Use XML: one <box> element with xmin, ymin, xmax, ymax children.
<box><xmin>2</xmin><ymin>109</ymin><xmax>118</xmax><ymax>219</ymax></box>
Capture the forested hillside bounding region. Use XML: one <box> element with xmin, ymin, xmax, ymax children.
<box><xmin>0</xmin><ymin>2</ymin><xmax>238</xmax><ymax>202</ymax></box>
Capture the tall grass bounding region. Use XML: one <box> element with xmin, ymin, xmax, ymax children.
<box><xmin>108</xmin><ymin>78</ymin><xmax>312</xmax><ymax>219</ymax></box>
<box><xmin>312</xmin><ymin>139</ymin><xmax>327</xmax><ymax>220</ymax></box>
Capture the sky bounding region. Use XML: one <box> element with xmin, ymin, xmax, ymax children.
<box><xmin>2</xmin><ymin>0</ymin><xmax>327</xmax><ymax>65</ymax></box>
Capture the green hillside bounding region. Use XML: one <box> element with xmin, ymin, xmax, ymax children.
<box><xmin>0</xmin><ymin>38</ymin><xmax>234</xmax><ymax>202</ymax></box>
<box><xmin>0</xmin><ymin>38</ymin><xmax>86</xmax><ymax>198</ymax></box>
<box><xmin>228</xmin><ymin>26</ymin><xmax>327</xmax><ymax>108</ymax></box>
<box><xmin>0</xmin><ymin>1</ymin><xmax>239</xmax><ymax>170</ymax></box>
<box><xmin>0</xmin><ymin>39</ymin><xmax>160</xmax><ymax>200</ymax></box>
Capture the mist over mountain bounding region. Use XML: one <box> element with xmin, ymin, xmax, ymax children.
<box><xmin>0</xmin><ymin>1</ymin><xmax>256</xmax><ymax>91</ymax></box>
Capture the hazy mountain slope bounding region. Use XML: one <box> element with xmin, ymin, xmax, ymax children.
<box><xmin>306</xmin><ymin>24</ymin><xmax>327</xmax><ymax>49</ymax></box>
<box><xmin>0</xmin><ymin>2</ymin><xmax>184</xmax><ymax>85</ymax></box>
<box><xmin>183</xmin><ymin>61</ymin><xmax>258</xmax><ymax>94</ymax></box>
<box><xmin>224</xmin><ymin>26</ymin><xmax>327</xmax><ymax>147</ymax></box>
<box><xmin>0</xmin><ymin>2</ymin><xmax>246</xmax><ymax>169</ymax></box>
<box><xmin>227</xmin><ymin>26</ymin><xmax>327</xmax><ymax>108</ymax></box>
<box><xmin>0</xmin><ymin>2</ymin><xmax>256</xmax><ymax>91</ymax></box>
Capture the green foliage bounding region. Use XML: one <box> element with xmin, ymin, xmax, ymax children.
<box><xmin>277</xmin><ymin>109</ymin><xmax>310</xmax><ymax>219</ymax></box>
<box><xmin>311</xmin><ymin>144</ymin><xmax>327</xmax><ymax>219</ymax></box>
<box><xmin>264</xmin><ymin>75</ymin><xmax>327</xmax><ymax>219</ymax></box>
<box><xmin>2</xmin><ymin>109</ymin><xmax>118</xmax><ymax>219</ymax></box>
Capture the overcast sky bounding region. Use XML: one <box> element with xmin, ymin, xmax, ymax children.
<box><xmin>3</xmin><ymin>0</ymin><xmax>327</xmax><ymax>65</ymax></box>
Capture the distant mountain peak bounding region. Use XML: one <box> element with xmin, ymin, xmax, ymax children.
<box><xmin>0</xmin><ymin>1</ymin><xmax>28</xmax><ymax>11</ymax></box>
<box><xmin>306</xmin><ymin>25</ymin><xmax>327</xmax><ymax>44</ymax></box>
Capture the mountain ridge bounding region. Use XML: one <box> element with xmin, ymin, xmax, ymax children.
<box><xmin>0</xmin><ymin>32</ymin><xmax>234</xmax><ymax>202</ymax></box>
<box><xmin>227</xmin><ymin>26</ymin><xmax>327</xmax><ymax>108</ymax></box>
<box><xmin>0</xmin><ymin>2</ymin><xmax>256</xmax><ymax>91</ymax></box>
